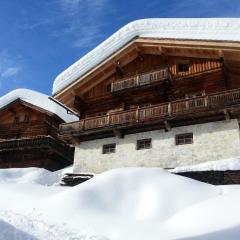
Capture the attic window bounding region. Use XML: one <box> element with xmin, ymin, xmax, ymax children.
<box><xmin>178</xmin><ymin>63</ymin><xmax>189</xmax><ymax>73</ymax></box>
<box><xmin>13</xmin><ymin>116</ymin><xmax>19</xmax><ymax>124</ymax></box>
<box><xmin>106</xmin><ymin>83</ymin><xmax>112</xmax><ymax>92</ymax></box>
<box><xmin>24</xmin><ymin>114</ymin><xmax>30</xmax><ymax>123</ymax></box>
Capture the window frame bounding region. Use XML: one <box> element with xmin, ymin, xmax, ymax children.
<box><xmin>102</xmin><ymin>143</ymin><xmax>116</xmax><ymax>154</ymax></box>
<box><xmin>175</xmin><ymin>133</ymin><xmax>193</xmax><ymax>145</ymax></box>
<box><xmin>106</xmin><ymin>83</ymin><xmax>112</xmax><ymax>93</ymax></box>
<box><xmin>136</xmin><ymin>138</ymin><xmax>152</xmax><ymax>150</ymax></box>
<box><xmin>177</xmin><ymin>62</ymin><xmax>190</xmax><ymax>73</ymax></box>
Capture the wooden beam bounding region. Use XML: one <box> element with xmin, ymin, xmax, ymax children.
<box><xmin>115</xmin><ymin>60</ymin><xmax>124</xmax><ymax>77</ymax></box>
<box><xmin>135</xmin><ymin>46</ymin><xmax>145</xmax><ymax>61</ymax></box>
<box><xmin>223</xmin><ymin>109</ymin><xmax>230</xmax><ymax>121</ymax></box>
<box><xmin>72</xmin><ymin>136</ymin><xmax>81</xmax><ymax>145</ymax></box>
<box><xmin>164</xmin><ymin>120</ymin><xmax>171</xmax><ymax>131</ymax></box>
<box><xmin>113</xmin><ymin>128</ymin><xmax>123</xmax><ymax>138</ymax></box>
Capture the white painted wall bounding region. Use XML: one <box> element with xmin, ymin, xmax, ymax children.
<box><xmin>74</xmin><ymin>119</ymin><xmax>240</xmax><ymax>173</ymax></box>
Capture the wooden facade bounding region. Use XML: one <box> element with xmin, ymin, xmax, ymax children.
<box><xmin>0</xmin><ymin>99</ymin><xmax>74</xmax><ymax>171</ymax></box>
<box><xmin>56</xmin><ymin>38</ymin><xmax>240</xmax><ymax>143</ymax></box>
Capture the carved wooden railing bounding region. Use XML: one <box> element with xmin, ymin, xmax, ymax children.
<box><xmin>0</xmin><ymin>136</ymin><xmax>73</xmax><ymax>160</ymax></box>
<box><xmin>59</xmin><ymin>89</ymin><xmax>240</xmax><ymax>134</ymax></box>
<box><xmin>111</xmin><ymin>68</ymin><xmax>169</xmax><ymax>93</ymax></box>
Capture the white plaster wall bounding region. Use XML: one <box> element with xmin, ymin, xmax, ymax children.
<box><xmin>74</xmin><ymin>119</ymin><xmax>240</xmax><ymax>173</ymax></box>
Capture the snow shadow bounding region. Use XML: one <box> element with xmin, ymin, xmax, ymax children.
<box><xmin>0</xmin><ymin>220</ymin><xmax>37</xmax><ymax>240</ymax></box>
<box><xmin>176</xmin><ymin>225</ymin><xmax>240</xmax><ymax>240</ymax></box>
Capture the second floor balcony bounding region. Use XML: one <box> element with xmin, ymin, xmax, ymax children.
<box><xmin>59</xmin><ymin>88</ymin><xmax>240</xmax><ymax>140</ymax></box>
<box><xmin>111</xmin><ymin>68</ymin><xmax>169</xmax><ymax>93</ymax></box>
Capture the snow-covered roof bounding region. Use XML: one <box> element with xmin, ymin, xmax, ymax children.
<box><xmin>52</xmin><ymin>18</ymin><xmax>240</xmax><ymax>95</ymax></box>
<box><xmin>0</xmin><ymin>89</ymin><xmax>78</xmax><ymax>122</ymax></box>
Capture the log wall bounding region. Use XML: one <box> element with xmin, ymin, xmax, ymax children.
<box><xmin>0</xmin><ymin>101</ymin><xmax>60</xmax><ymax>140</ymax></box>
<box><xmin>79</xmin><ymin>56</ymin><xmax>225</xmax><ymax>117</ymax></box>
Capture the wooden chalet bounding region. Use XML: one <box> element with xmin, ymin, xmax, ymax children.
<box><xmin>0</xmin><ymin>89</ymin><xmax>77</xmax><ymax>171</ymax></box>
<box><xmin>52</xmin><ymin>19</ymin><xmax>240</xmax><ymax>173</ymax></box>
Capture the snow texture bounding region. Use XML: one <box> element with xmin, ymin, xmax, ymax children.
<box><xmin>0</xmin><ymin>166</ymin><xmax>240</xmax><ymax>239</ymax></box>
<box><xmin>171</xmin><ymin>157</ymin><xmax>240</xmax><ymax>172</ymax></box>
<box><xmin>0</xmin><ymin>88</ymin><xmax>78</xmax><ymax>122</ymax></box>
<box><xmin>52</xmin><ymin>18</ymin><xmax>240</xmax><ymax>95</ymax></box>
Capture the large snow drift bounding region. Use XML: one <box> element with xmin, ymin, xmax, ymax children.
<box><xmin>0</xmin><ymin>167</ymin><xmax>240</xmax><ymax>239</ymax></box>
<box><xmin>0</xmin><ymin>88</ymin><xmax>78</xmax><ymax>122</ymax></box>
<box><xmin>53</xmin><ymin>18</ymin><xmax>240</xmax><ymax>95</ymax></box>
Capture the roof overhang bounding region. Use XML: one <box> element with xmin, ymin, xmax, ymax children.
<box><xmin>52</xmin><ymin>18</ymin><xmax>240</xmax><ymax>98</ymax></box>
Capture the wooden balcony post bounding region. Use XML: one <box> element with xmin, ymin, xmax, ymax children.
<box><xmin>204</xmin><ymin>95</ymin><xmax>208</xmax><ymax>108</ymax></box>
<box><xmin>82</xmin><ymin>119</ymin><xmax>85</xmax><ymax>130</ymax></box>
<box><xmin>111</xmin><ymin>82</ymin><xmax>114</xmax><ymax>93</ymax></box>
<box><xmin>107</xmin><ymin>113</ymin><xmax>110</xmax><ymax>125</ymax></box>
<box><xmin>136</xmin><ymin>106</ymin><xmax>139</xmax><ymax>122</ymax></box>
<box><xmin>168</xmin><ymin>102</ymin><xmax>172</xmax><ymax>116</ymax></box>
<box><xmin>136</xmin><ymin>75</ymin><xmax>139</xmax><ymax>87</ymax></box>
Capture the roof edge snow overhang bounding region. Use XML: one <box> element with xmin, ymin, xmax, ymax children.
<box><xmin>0</xmin><ymin>89</ymin><xmax>78</xmax><ymax>123</ymax></box>
<box><xmin>52</xmin><ymin>18</ymin><xmax>240</xmax><ymax>97</ymax></box>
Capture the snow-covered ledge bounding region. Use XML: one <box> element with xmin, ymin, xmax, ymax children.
<box><xmin>52</xmin><ymin>18</ymin><xmax>240</xmax><ymax>95</ymax></box>
<box><xmin>171</xmin><ymin>158</ymin><xmax>240</xmax><ymax>173</ymax></box>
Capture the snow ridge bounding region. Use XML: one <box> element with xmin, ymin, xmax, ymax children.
<box><xmin>52</xmin><ymin>18</ymin><xmax>240</xmax><ymax>95</ymax></box>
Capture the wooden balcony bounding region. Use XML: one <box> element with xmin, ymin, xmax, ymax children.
<box><xmin>111</xmin><ymin>68</ymin><xmax>168</xmax><ymax>93</ymax></box>
<box><xmin>0</xmin><ymin>136</ymin><xmax>73</xmax><ymax>160</ymax></box>
<box><xmin>59</xmin><ymin>89</ymin><xmax>240</xmax><ymax>139</ymax></box>
<box><xmin>0</xmin><ymin>136</ymin><xmax>74</xmax><ymax>171</ymax></box>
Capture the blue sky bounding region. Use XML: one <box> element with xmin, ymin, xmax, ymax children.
<box><xmin>0</xmin><ymin>0</ymin><xmax>240</xmax><ymax>96</ymax></box>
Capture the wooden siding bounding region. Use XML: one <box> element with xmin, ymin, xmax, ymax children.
<box><xmin>169</xmin><ymin>58</ymin><xmax>222</xmax><ymax>77</ymax></box>
<box><xmin>0</xmin><ymin>136</ymin><xmax>74</xmax><ymax>171</ymax></box>
<box><xmin>0</xmin><ymin>101</ymin><xmax>61</xmax><ymax>140</ymax></box>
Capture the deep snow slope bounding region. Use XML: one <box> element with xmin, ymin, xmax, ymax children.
<box><xmin>0</xmin><ymin>167</ymin><xmax>240</xmax><ymax>240</ymax></box>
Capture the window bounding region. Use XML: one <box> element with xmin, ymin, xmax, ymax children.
<box><xmin>102</xmin><ymin>143</ymin><xmax>116</xmax><ymax>154</ymax></box>
<box><xmin>24</xmin><ymin>114</ymin><xmax>30</xmax><ymax>123</ymax></box>
<box><xmin>106</xmin><ymin>84</ymin><xmax>112</xmax><ymax>92</ymax></box>
<box><xmin>176</xmin><ymin>133</ymin><xmax>193</xmax><ymax>145</ymax></box>
<box><xmin>178</xmin><ymin>63</ymin><xmax>189</xmax><ymax>73</ymax></box>
<box><xmin>13</xmin><ymin>116</ymin><xmax>19</xmax><ymax>124</ymax></box>
<box><xmin>139</xmin><ymin>103</ymin><xmax>151</xmax><ymax>108</ymax></box>
<box><xmin>137</xmin><ymin>138</ymin><xmax>152</xmax><ymax>150</ymax></box>
<box><xmin>186</xmin><ymin>91</ymin><xmax>205</xmax><ymax>99</ymax></box>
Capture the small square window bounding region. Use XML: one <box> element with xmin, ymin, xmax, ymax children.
<box><xmin>24</xmin><ymin>114</ymin><xmax>30</xmax><ymax>123</ymax></box>
<box><xmin>106</xmin><ymin>84</ymin><xmax>112</xmax><ymax>92</ymax></box>
<box><xmin>176</xmin><ymin>133</ymin><xmax>193</xmax><ymax>145</ymax></box>
<box><xmin>102</xmin><ymin>143</ymin><xmax>116</xmax><ymax>154</ymax></box>
<box><xmin>13</xmin><ymin>116</ymin><xmax>19</xmax><ymax>124</ymax></box>
<box><xmin>178</xmin><ymin>63</ymin><xmax>189</xmax><ymax>73</ymax></box>
<box><xmin>137</xmin><ymin>138</ymin><xmax>152</xmax><ymax>150</ymax></box>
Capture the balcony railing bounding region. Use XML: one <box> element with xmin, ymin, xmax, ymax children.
<box><xmin>0</xmin><ymin>136</ymin><xmax>73</xmax><ymax>161</ymax></box>
<box><xmin>111</xmin><ymin>68</ymin><xmax>168</xmax><ymax>93</ymax></box>
<box><xmin>59</xmin><ymin>89</ymin><xmax>240</xmax><ymax>134</ymax></box>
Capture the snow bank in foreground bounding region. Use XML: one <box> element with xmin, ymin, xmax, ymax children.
<box><xmin>0</xmin><ymin>168</ymin><xmax>60</xmax><ymax>186</ymax></box>
<box><xmin>0</xmin><ymin>167</ymin><xmax>240</xmax><ymax>239</ymax></box>
<box><xmin>0</xmin><ymin>220</ymin><xmax>36</xmax><ymax>240</ymax></box>
<box><xmin>171</xmin><ymin>157</ymin><xmax>240</xmax><ymax>173</ymax></box>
